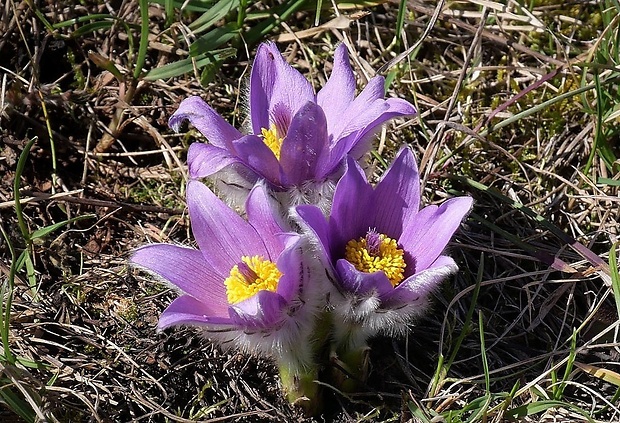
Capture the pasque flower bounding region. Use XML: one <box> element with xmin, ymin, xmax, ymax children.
<box><xmin>169</xmin><ymin>43</ymin><xmax>416</xmax><ymax>209</ymax></box>
<box><xmin>294</xmin><ymin>146</ymin><xmax>471</xmax><ymax>390</ymax></box>
<box><xmin>295</xmin><ymin>146</ymin><xmax>473</xmax><ymax>337</ymax></box>
<box><xmin>132</xmin><ymin>180</ymin><xmax>314</xmax><ymax>344</ymax></box>
<box><xmin>131</xmin><ymin>180</ymin><xmax>326</xmax><ymax>412</ymax></box>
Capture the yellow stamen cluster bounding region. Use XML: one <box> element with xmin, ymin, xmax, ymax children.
<box><xmin>261</xmin><ymin>124</ymin><xmax>283</xmax><ymax>160</ymax></box>
<box><xmin>344</xmin><ymin>233</ymin><xmax>406</xmax><ymax>287</ymax></box>
<box><xmin>224</xmin><ymin>255</ymin><xmax>282</xmax><ymax>304</ymax></box>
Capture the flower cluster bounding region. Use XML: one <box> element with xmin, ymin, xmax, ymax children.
<box><xmin>132</xmin><ymin>43</ymin><xmax>471</xmax><ymax>415</ymax></box>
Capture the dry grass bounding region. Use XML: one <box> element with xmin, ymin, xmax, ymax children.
<box><xmin>1</xmin><ymin>0</ymin><xmax>620</xmax><ymax>421</ymax></box>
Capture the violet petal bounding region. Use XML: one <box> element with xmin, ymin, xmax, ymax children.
<box><xmin>132</xmin><ymin>244</ymin><xmax>230</xmax><ymax>315</ymax></box>
<box><xmin>232</xmin><ymin>135</ymin><xmax>283</xmax><ymax>186</ymax></box>
<box><xmin>169</xmin><ymin>96</ymin><xmax>241</xmax><ymax>148</ymax></box>
<box><xmin>382</xmin><ymin>255</ymin><xmax>457</xmax><ymax>305</ymax></box>
<box><xmin>329</xmin><ymin>97</ymin><xmax>417</xmax><ymax>168</ymax></box>
<box><xmin>250</xmin><ymin>43</ymin><xmax>315</xmax><ymax>135</ymax></box>
<box><xmin>249</xmin><ymin>43</ymin><xmax>277</xmax><ymax>134</ymax></box>
<box><xmin>279</xmin><ymin>101</ymin><xmax>329</xmax><ymax>186</ymax></box>
<box><xmin>329</xmin><ymin>157</ymin><xmax>374</xmax><ymax>250</ymax></box>
<box><xmin>229</xmin><ymin>290</ymin><xmax>287</xmax><ymax>329</ymax></box>
<box><xmin>317</xmin><ymin>44</ymin><xmax>356</xmax><ymax>134</ymax></box>
<box><xmin>335</xmin><ymin>259</ymin><xmax>394</xmax><ymax>296</ymax></box>
<box><xmin>274</xmin><ymin>238</ymin><xmax>305</xmax><ymax>303</ymax></box>
<box><xmin>268</xmin><ymin>49</ymin><xmax>315</xmax><ymax>131</ymax></box>
<box><xmin>371</xmin><ymin>146</ymin><xmax>420</xmax><ymax>236</ymax></box>
<box><xmin>246</xmin><ymin>184</ymin><xmax>287</xmax><ymax>260</ymax></box>
<box><xmin>328</xmin><ymin>76</ymin><xmax>387</xmax><ymax>142</ymax></box>
<box><xmin>187</xmin><ymin>180</ymin><xmax>267</xmax><ymax>274</ymax></box>
<box><xmin>347</xmin><ymin>98</ymin><xmax>418</xmax><ymax>159</ymax></box>
<box><xmin>158</xmin><ymin>295</ymin><xmax>233</xmax><ymax>330</ymax></box>
<box><xmin>187</xmin><ymin>143</ymin><xmax>239</xmax><ymax>179</ymax></box>
<box><xmin>399</xmin><ymin>196</ymin><xmax>473</xmax><ymax>271</ymax></box>
<box><xmin>295</xmin><ymin>204</ymin><xmax>332</xmax><ymax>264</ymax></box>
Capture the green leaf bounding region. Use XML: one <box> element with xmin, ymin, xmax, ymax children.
<box><xmin>396</xmin><ymin>0</ymin><xmax>407</xmax><ymax>40</ymax></box>
<box><xmin>0</xmin><ymin>385</ymin><xmax>36</xmax><ymax>423</ymax></box>
<box><xmin>505</xmin><ymin>400</ymin><xmax>594</xmax><ymax>422</ymax></box>
<box><xmin>88</xmin><ymin>51</ymin><xmax>125</xmax><ymax>82</ymax></box>
<box><xmin>407</xmin><ymin>402</ymin><xmax>433</xmax><ymax>423</ymax></box>
<box><xmin>24</xmin><ymin>252</ymin><xmax>36</xmax><ymax>295</ymax></box>
<box><xmin>189</xmin><ymin>0</ymin><xmax>241</xmax><ymax>33</ymax></box>
<box><xmin>313</xmin><ymin>0</ymin><xmax>323</xmax><ymax>25</ymax></box>
<box><xmin>144</xmin><ymin>48</ymin><xmax>236</xmax><ymax>80</ymax></box>
<box><xmin>479</xmin><ymin>311</ymin><xmax>490</xmax><ymax>393</ymax></box>
<box><xmin>245</xmin><ymin>0</ymin><xmax>307</xmax><ymax>45</ymax></box>
<box><xmin>189</xmin><ymin>24</ymin><xmax>239</xmax><ymax>57</ymax></box>
<box><xmin>30</xmin><ymin>214</ymin><xmax>95</xmax><ymax>241</ymax></box>
<box><xmin>14</xmin><ymin>138</ymin><xmax>36</xmax><ymax>244</ymax></box>
<box><xmin>597</xmin><ymin>177</ymin><xmax>620</xmax><ymax>186</ymax></box>
<box><xmin>15</xmin><ymin>250</ymin><xmax>28</xmax><ymax>273</ymax></box>
<box><xmin>71</xmin><ymin>20</ymin><xmax>116</xmax><ymax>38</ymax></box>
<box><xmin>30</xmin><ymin>4</ymin><xmax>55</xmax><ymax>33</ymax></box>
<box><xmin>149</xmin><ymin>0</ymin><xmax>214</xmax><ymax>12</ymax></box>
<box><xmin>164</xmin><ymin>0</ymin><xmax>175</xmax><ymax>27</ymax></box>
<box><xmin>52</xmin><ymin>14</ymin><xmax>113</xmax><ymax>29</ymax></box>
<box><xmin>16</xmin><ymin>357</ymin><xmax>45</xmax><ymax>370</ymax></box>
<box><xmin>134</xmin><ymin>0</ymin><xmax>150</xmax><ymax>79</ymax></box>
<box><xmin>144</xmin><ymin>56</ymin><xmax>197</xmax><ymax>80</ymax></box>
<box><xmin>200</xmin><ymin>60</ymin><xmax>223</xmax><ymax>85</ymax></box>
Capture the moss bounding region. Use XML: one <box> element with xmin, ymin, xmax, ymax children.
<box><xmin>67</xmin><ymin>48</ymin><xmax>86</xmax><ymax>90</ymax></box>
<box><xmin>126</xmin><ymin>176</ymin><xmax>184</xmax><ymax>210</ymax></box>
<box><xmin>115</xmin><ymin>298</ymin><xmax>139</xmax><ymax>323</ymax></box>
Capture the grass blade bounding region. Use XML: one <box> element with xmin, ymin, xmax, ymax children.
<box><xmin>52</xmin><ymin>14</ymin><xmax>113</xmax><ymax>29</ymax></box>
<box><xmin>431</xmin><ymin>253</ymin><xmax>484</xmax><ymax>397</ymax></box>
<box><xmin>245</xmin><ymin>0</ymin><xmax>307</xmax><ymax>45</ymax></box>
<box><xmin>189</xmin><ymin>24</ymin><xmax>239</xmax><ymax>57</ymax></box>
<box><xmin>505</xmin><ymin>400</ymin><xmax>594</xmax><ymax>422</ymax></box>
<box><xmin>134</xmin><ymin>0</ymin><xmax>150</xmax><ymax>80</ymax></box>
<box><xmin>70</xmin><ymin>20</ymin><xmax>116</xmax><ymax>38</ymax></box>
<box><xmin>454</xmin><ymin>176</ymin><xmax>609</xmax><ymax>277</ymax></box>
<box><xmin>597</xmin><ymin>177</ymin><xmax>620</xmax><ymax>186</ymax></box>
<box><xmin>189</xmin><ymin>0</ymin><xmax>241</xmax><ymax>33</ymax></box>
<box><xmin>609</xmin><ymin>242</ymin><xmax>620</xmax><ymax>317</ymax></box>
<box><xmin>395</xmin><ymin>0</ymin><xmax>406</xmax><ymax>40</ymax></box>
<box><xmin>574</xmin><ymin>362</ymin><xmax>620</xmax><ymax>387</ymax></box>
<box><xmin>144</xmin><ymin>48</ymin><xmax>236</xmax><ymax>80</ymax></box>
<box><xmin>0</xmin><ymin>384</ymin><xmax>36</xmax><ymax>423</ymax></box>
<box><xmin>30</xmin><ymin>214</ymin><xmax>95</xmax><ymax>241</ymax></box>
<box><xmin>14</xmin><ymin>138</ymin><xmax>36</xmax><ymax>244</ymax></box>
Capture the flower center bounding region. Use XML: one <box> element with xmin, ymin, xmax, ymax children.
<box><xmin>344</xmin><ymin>229</ymin><xmax>406</xmax><ymax>287</ymax></box>
<box><xmin>224</xmin><ymin>255</ymin><xmax>282</xmax><ymax>304</ymax></box>
<box><xmin>261</xmin><ymin>124</ymin><xmax>283</xmax><ymax>160</ymax></box>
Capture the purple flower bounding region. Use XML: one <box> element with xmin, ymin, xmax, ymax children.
<box><xmin>131</xmin><ymin>180</ymin><xmax>316</xmax><ymax>356</ymax></box>
<box><xmin>169</xmin><ymin>43</ymin><xmax>416</xmax><ymax>206</ymax></box>
<box><xmin>295</xmin><ymin>146</ymin><xmax>472</xmax><ymax>335</ymax></box>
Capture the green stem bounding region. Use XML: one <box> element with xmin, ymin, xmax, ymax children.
<box><xmin>278</xmin><ymin>364</ymin><xmax>321</xmax><ymax>416</ymax></box>
<box><xmin>328</xmin><ymin>319</ymin><xmax>372</xmax><ymax>392</ymax></box>
<box><xmin>277</xmin><ymin>310</ymin><xmax>333</xmax><ymax>416</ymax></box>
<box><xmin>330</xmin><ymin>343</ymin><xmax>370</xmax><ymax>393</ymax></box>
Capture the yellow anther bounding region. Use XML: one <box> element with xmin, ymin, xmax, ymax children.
<box><xmin>344</xmin><ymin>233</ymin><xmax>406</xmax><ymax>287</ymax></box>
<box><xmin>224</xmin><ymin>255</ymin><xmax>282</xmax><ymax>304</ymax></box>
<box><xmin>260</xmin><ymin>124</ymin><xmax>283</xmax><ymax>160</ymax></box>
